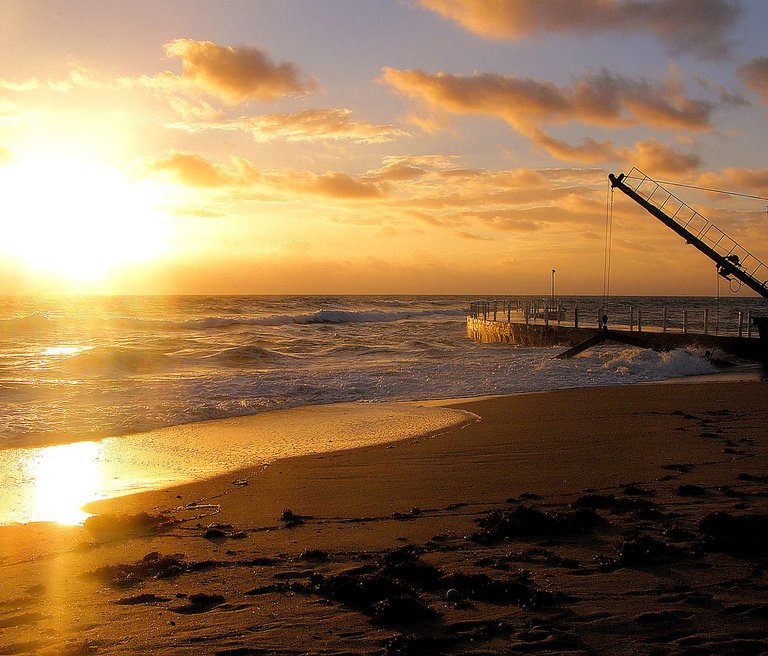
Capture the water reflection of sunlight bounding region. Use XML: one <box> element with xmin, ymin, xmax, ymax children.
<box><xmin>43</xmin><ymin>345</ymin><xmax>88</xmax><ymax>357</ymax></box>
<box><xmin>29</xmin><ymin>441</ymin><xmax>101</xmax><ymax>524</ymax></box>
<box><xmin>0</xmin><ymin>403</ymin><xmax>469</xmax><ymax>527</ymax></box>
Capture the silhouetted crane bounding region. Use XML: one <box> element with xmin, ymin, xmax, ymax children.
<box><xmin>608</xmin><ymin>168</ymin><xmax>768</xmax><ymax>301</ymax></box>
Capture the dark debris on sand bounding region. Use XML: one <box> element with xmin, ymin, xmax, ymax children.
<box><xmin>86</xmin><ymin>552</ymin><xmax>186</xmax><ymax>588</ymax></box>
<box><xmin>85</xmin><ymin>552</ymin><xmax>199</xmax><ymax>588</ymax></box>
<box><xmin>468</xmin><ymin>504</ymin><xmax>603</xmax><ymax>544</ymax></box>
<box><xmin>83</xmin><ymin>511</ymin><xmax>176</xmax><ymax>537</ymax></box>
<box><xmin>240</xmin><ymin>543</ymin><xmax>579</xmax><ymax>630</ymax></box>
<box><xmin>72</xmin><ymin>432</ymin><xmax>768</xmax><ymax>656</ymax></box>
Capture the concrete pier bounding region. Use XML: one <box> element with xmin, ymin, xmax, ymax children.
<box><xmin>466</xmin><ymin>317</ymin><xmax>762</xmax><ymax>360</ymax></box>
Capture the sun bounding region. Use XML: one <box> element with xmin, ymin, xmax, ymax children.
<box><xmin>0</xmin><ymin>154</ymin><xmax>169</xmax><ymax>279</ymax></box>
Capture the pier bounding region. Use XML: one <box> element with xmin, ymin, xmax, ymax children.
<box><xmin>467</xmin><ymin>299</ymin><xmax>764</xmax><ymax>361</ymax></box>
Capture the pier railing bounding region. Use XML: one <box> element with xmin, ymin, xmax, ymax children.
<box><xmin>468</xmin><ymin>299</ymin><xmax>758</xmax><ymax>338</ymax></box>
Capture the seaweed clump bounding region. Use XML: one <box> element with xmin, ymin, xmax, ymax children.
<box><xmin>698</xmin><ymin>512</ymin><xmax>768</xmax><ymax>555</ymax></box>
<box><xmin>86</xmin><ymin>552</ymin><xmax>187</xmax><ymax>588</ymax></box>
<box><xmin>469</xmin><ymin>504</ymin><xmax>602</xmax><ymax>544</ymax></box>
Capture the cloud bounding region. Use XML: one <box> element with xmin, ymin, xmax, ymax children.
<box><xmin>530</xmin><ymin>130</ymin><xmax>619</xmax><ymax>163</ymax></box>
<box><xmin>697</xmin><ymin>167</ymin><xmax>768</xmax><ymax>194</ymax></box>
<box><xmin>629</xmin><ymin>139</ymin><xmax>700</xmax><ymax>175</ymax></box>
<box><xmin>290</xmin><ymin>171</ymin><xmax>383</xmax><ymax>199</ymax></box>
<box><xmin>169</xmin><ymin>108</ymin><xmax>407</xmax><ymax>143</ymax></box>
<box><xmin>138</xmin><ymin>152</ymin><xmax>613</xmax><ymax>237</ymax></box>
<box><xmin>139</xmin><ymin>152</ymin><xmax>383</xmax><ymax>200</ymax></box>
<box><xmin>0</xmin><ymin>142</ymin><xmax>17</xmax><ymax>166</ymax></box>
<box><xmin>738</xmin><ymin>57</ymin><xmax>768</xmax><ymax>102</ymax></box>
<box><xmin>168</xmin><ymin>97</ymin><xmax>224</xmax><ymax>121</ymax></box>
<box><xmin>163</xmin><ymin>39</ymin><xmax>320</xmax><ymax>103</ymax></box>
<box><xmin>381</xmin><ymin>67</ymin><xmax>714</xmax><ymax>132</ymax></box>
<box><xmin>420</xmin><ymin>0</ymin><xmax>741</xmax><ymax>58</ymax></box>
<box><xmin>0</xmin><ymin>78</ymin><xmax>43</xmax><ymax>92</ymax></box>
<box><xmin>368</xmin><ymin>160</ymin><xmax>430</xmax><ymax>182</ymax></box>
<box><xmin>275</xmin><ymin>240</ymin><xmax>313</xmax><ymax>256</ymax></box>
<box><xmin>0</xmin><ymin>61</ymin><xmax>116</xmax><ymax>93</ymax></box>
<box><xmin>530</xmin><ymin>129</ymin><xmax>700</xmax><ymax>174</ymax></box>
<box><xmin>138</xmin><ymin>152</ymin><xmax>251</xmax><ymax>188</ymax></box>
<box><xmin>456</xmin><ymin>230</ymin><xmax>495</xmax><ymax>240</ymax></box>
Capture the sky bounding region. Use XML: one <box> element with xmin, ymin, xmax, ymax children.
<box><xmin>1</xmin><ymin>0</ymin><xmax>767</xmax><ymax>296</ymax></box>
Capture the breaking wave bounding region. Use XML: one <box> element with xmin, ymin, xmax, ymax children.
<box><xmin>202</xmin><ymin>345</ymin><xmax>299</xmax><ymax>367</ymax></box>
<box><xmin>59</xmin><ymin>347</ymin><xmax>180</xmax><ymax>375</ymax></box>
<box><xmin>180</xmin><ymin>307</ymin><xmax>465</xmax><ymax>329</ymax></box>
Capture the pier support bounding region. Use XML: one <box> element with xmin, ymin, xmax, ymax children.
<box><xmin>751</xmin><ymin>317</ymin><xmax>768</xmax><ymax>363</ymax></box>
<box><xmin>555</xmin><ymin>330</ymin><xmax>671</xmax><ymax>360</ymax></box>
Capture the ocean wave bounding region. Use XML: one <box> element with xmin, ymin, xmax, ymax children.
<box><xmin>0</xmin><ymin>306</ymin><xmax>467</xmax><ymax>335</ymax></box>
<box><xmin>174</xmin><ymin>307</ymin><xmax>466</xmax><ymax>329</ymax></box>
<box><xmin>0</xmin><ymin>312</ymin><xmax>58</xmax><ymax>331</ymax></box>
<box><xmin>293</xmin><ymin>307</ymin><xmax>465</xmax><ymax>324</ymax></box>
<box><xmin>201</xmin><ymin>345</ymin><xmax>298</xmax><ymax>367</ymax></box>
<box><xmin>59</xmin><ymin>346</ymin><xmax>179</xmax><ymax>375</ymax></box>
<box><xmin>322</xmin><ymin>343</ymin><xmax>403</xmax><ymax>357</ymax></box>
<box><xmin>405</xmin><ymin>339</ymin><xmax>455</xmax><ymax>351</ymax></box>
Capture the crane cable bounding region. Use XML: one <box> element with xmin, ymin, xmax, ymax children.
<box><xmin>716</xmin><ymin>267</ymin><xmax>721</xmax><ymax>335</ymax></box>
<box><xmin>656</xmin><ymin>180</ymin><xmax>768</xmax><ymax>202</ymax></box>
<box><xmin>603</xmin><ymin>181</ymin><xmax>614</xmax><ymax>302</ymax></box>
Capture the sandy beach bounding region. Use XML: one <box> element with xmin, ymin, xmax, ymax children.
<box><xmin>2</xmin><ymin>379</ymin><xmax>768</xmax><ymax>655</ymax></box>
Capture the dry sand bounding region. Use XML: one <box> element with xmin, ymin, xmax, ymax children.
<box><xmin>1</xmin><ymin>379</ymin><xmax>768</xmax><ymax>655</ymax></box>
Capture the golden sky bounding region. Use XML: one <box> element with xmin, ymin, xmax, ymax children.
<box><xmin>0</xmin><ymin>0</ymin><xmax>767</xmax><ymax>295</ymax></box>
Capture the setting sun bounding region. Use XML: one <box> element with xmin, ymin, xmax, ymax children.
<box><xmin>0</xmin><ymin>155</ymin><xmax>169</xmax><ymax>279</ymax></box>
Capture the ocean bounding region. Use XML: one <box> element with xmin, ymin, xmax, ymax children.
<box><xmin>1</xmin><ymin>294</ymin><xmax>763</xmax><ymax>452</ymax></box>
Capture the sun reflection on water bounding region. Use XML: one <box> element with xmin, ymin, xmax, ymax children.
<box><xmin>27</xmin><ymin>441</ymin><xmax>101</xmax><ymax>524</ymax></box>
<box><xmin>0</xmin><ymin>402</ymin><xmax>469</xmax><ymax>527</ymax></box>
<box><xmin>42</xmin><ymin>345</ymin><xmax>88</xmax><ymax>357</ymax></box>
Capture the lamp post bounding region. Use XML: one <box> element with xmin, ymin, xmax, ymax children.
<box><xmin>551</xmin><ymin>268</ymin><xmax>556</xmax><ymax>306</ymax></box>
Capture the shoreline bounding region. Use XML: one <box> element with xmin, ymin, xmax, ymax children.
<box><xmin>4</xmin><ymin>360</ymin><xmax>757</xmax><ymax>527</ymax></box>
<box><xmin>0</xmin><ymin>401</ymin><xmax>476</xmax><ymax>526</ymax></box>
<box><xmin>2</xmin><ymin>378</ymin><xmax>768</xmax><ymax>654</ymax></box>
<box><xmin>1</xmin><ymin>367</ymin><xmax>762</xmax><ymax>529</ymax></box>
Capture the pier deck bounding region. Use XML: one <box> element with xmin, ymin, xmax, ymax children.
<box><xmin>467</xmin><ymin>300</ymin><xmax>764</xmax><ymax>361</ymax></box>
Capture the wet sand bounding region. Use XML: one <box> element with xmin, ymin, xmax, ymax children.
<box><xmin>1</xmin><ymin>379</ymin><xmax>768</xmax><ymax>655</ymax></box>
<box><xmin>0</xmin><ymin>402</ymin><xmax>473</xmax><ymax>525</ymax></box>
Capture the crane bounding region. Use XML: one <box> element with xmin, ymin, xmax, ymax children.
<box><xmin>608</xmin><ymin>168</ymin><xmax>768</xmax><ymax>301</ymax></box>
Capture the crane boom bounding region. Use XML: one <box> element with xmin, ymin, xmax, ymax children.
<box><xmin>609</xmin><ymin>168</ymin><xmax>768</xmax><ymax>301</ymax></box>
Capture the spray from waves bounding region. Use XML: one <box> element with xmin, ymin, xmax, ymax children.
<box><xmin>183</xmin><ymin>307</ymin><xmax>466</xmax><ymax>329</ymax></box>
<box><xmin>591</xmin><ymin>347</ymin><xmax>720</xmax><ymax>379</ymax></box>
<box><xmin>527</xmin><ymin>346</ymin><xmax>721</xmax><ymax>392</ymax></box>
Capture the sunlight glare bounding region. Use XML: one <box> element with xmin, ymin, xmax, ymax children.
<box><xmin>29</xmin><ymin>441</ymin><xmax>101</xmax><ymax>524</ymax></box>
<box><xmin>0</xmin><ymin>155</ymin><xmax>170</xmax><ymax>279</ymax></box>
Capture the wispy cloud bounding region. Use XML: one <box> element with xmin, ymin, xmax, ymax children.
<box><xmin>161</xmin><ymin>39</ymin><xmax>320</xmax><ymax>103</ymax></box>
<box><xmin>530</xmin><ymin>130</ymin><xmax>700</xmax><ymax>174</ymax></box>
<box><xmin>169</xmin><ymin>108</ymin><xmax>408</xmax><ymax>143</ymax></box>
<box><xmin>381</xmin><ymin>67</ymin><xmax>714</xmax><ymax>132</ymax></box>
<box><xmin>137</xmin><ymin>152</ymin><xmax>607</xmax><ymax>233</ymax></box>
<box><xmin>138</xmin><ymin>152</ymin><xmax>384</xmax><ymax>200</ymax></box>
<box><xmin>0</xmin><ymin>141</ymin><xmax>17</xmax><ymax>166</ymax></box>
<box><xmin>0</xmin><ymin>61</ymin><xmax>109</xmax><ymax>93</ymax></box>
<box><xmin>697</xmin><ymin>167</ymin><xmax>768</xmax><ymax>194</ymax></box>
<box><xmin>420</xmin><ymin>0</ymin><xmax>742</xmax><ymax>58</ymax></box>
<box><xmin>738</xmin><ymin>57</ymin><xmax>768</xmax><ymax>103</ymax></box>
<box><xmin>137</xmin><ymin>152</ymin><xmax>253</xmax><ymax>188</ymax></box>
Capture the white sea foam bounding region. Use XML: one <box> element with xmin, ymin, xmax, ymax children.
<box><xmin>592</xmin><ymin>347</ymin><xmax>719</xmax><ymax>379</ymax></box>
